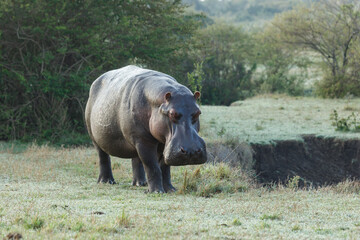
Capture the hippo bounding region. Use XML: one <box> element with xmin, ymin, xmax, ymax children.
<box><xmin>85</xmin><ymin>65</ymin><xmax>207</xmax><ymax>193</ymax></box>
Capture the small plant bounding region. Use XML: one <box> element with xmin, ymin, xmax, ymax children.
<box><xmin>72</xmin><ymin>221</ymin><xmax>85</xmax><ymax>232</ymax></box>
<box><xmin>187</xmin><ymin>62</ymin><xmax>204</xmax><ymax>101</ymax></box>
<box><xmin>24</xmin><ymin>216</ymin><xmax>44</xmax><ymax>230</ymax></box>
<box><xmin>330</xmin><ymin>110</ymin><xmax>360</xmax><ymax>132</ymax></box>
<box><xmin>255</xmin><ymin>123</ymin><xmax>264</xmax><ymax>131</ymax></box>
<box><xmin>287</xmin><ymin>175</ymin><xmax>302</xmax><ymax>189</ymax></box>
<box><xmin>232</xmin><ymin>219</ymin><xmax>242</xmax><ymax>226</ymax></box>
<box><xmin>115</xmin><ymin>209</ymin><xmax>131</xmax><ymax>228</ymax></box>
<box><xmin>112</xmin><ymin>162</ymin><xmax>121</xmax><ymax>170</ymax></box>
<box><xmin>214</xmin><ymin>163</ymin><xmax>231</xmax><ymax>180</ymax></box>
<box><xmin>179</xmin><ymin>168</ymin><xmax>201</xmax><ymax>194</ymax></box>
<box><xmin>292</xmin><ymin>225</ymin><xmax>301</xmax><ymax>231</ymax></box>
<box><xmin>217</xmin><ymin>127</ymin><xmax>226</xmax><ymax>137</ymax></box>
<box><xmin>197</xmin><ymin>182</ymin><xmax>223</xmax><ymax>198</ymax></box>
<box><xmin>258</xmin><ymin>221</ymin><xmax>271</xmax><ymax>229</ymax></box>
<box><xmin>260</xmin><ymin>214</ymin><xmax>281</xmax><ymax>221</ymax></box>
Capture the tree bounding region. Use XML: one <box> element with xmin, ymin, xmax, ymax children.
<box><xmin>0</xmin><ymin>0</ymin><xmax>201</xmax><ymax>142</ymax></box>
<box><xmin>253</xmin><ymin>23</ymin><xmax>309</xmax><ymax>96</ymax></box>
<box><xmin>271</xmin><ymin>0</ymin><xmax>360</xmax><ymax>97</ymax></box>
<box><xmin>187</xmin><ymin>22</ymin><xmax>256</xmax><ymax>105</ymax></box>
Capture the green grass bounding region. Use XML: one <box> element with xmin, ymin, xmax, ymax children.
<box><xmin>201</xmin><ymin>95</ymin><xmax>360</xmax><ymax>143</ymax></box>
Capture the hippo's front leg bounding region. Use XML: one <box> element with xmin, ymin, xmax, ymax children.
<box><xmin>136</xmin><ymin>142</ymin><xmax>164</xmax><ymax>193</ymax></box>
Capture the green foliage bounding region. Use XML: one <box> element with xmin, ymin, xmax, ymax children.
<box><xmin>270</xmin><ymin>0</ymin><xmax>360</xmax><ymax>98</ymax></box>
<box><xmin>72</xmin><ymin>221</ymin><xmax>85</xmax><ymax>232</ymax></box>
<box><xmin>252</xmin><ymin>15</ymin><xmax>310</xmax><ymax>96</ymax></box>
<box><xmin>292</xmin><ymin>225</ymin><xmax>301</xmax><ymax>231</ymax></box>
<box><xmin>183</xmin><ymin>0</ymin><xmax>305</xmax><ymax>25</ymax></box>
<box><xmin>330</xmin><ymin>110</ymin><xmax>360</xmax><ymax>132</ymax></box>
<box><xmin>187</xmin><ymin>62</ymin><xmax>204</xmax><ymax>95</ymax></box>
<box><xmin>0</xmin><ymin>0</ymin><xmax>201</xmax><ymax>143</ymax></box>
<box><xmin>188</xmin><ymin>23</ymin><xmax>256</xmax><ymax>105</ymax></box>
<box><xmin>316</xmin><ymin>73</ymin><xmax>360</xmax><ymax>98</ymax></box>
<box><xmin>232</xmin><ymin>219</ymin><xmax>242</xmax><ymax>226</ymax></box>
<box><xmin>24</xmin><ymin>216</ymin><xmax>45</xmax><ymax>230</ymax></box>
<box><xmin>260</xmin><ymin>214</ymin><xmax>282</xmax><ymax>221</ymax></box>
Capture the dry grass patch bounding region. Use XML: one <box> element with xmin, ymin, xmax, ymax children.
<box><xmin>177</xmin><ymin>163</ymin><xmax>255</xmax><ymax>197</ymax></box>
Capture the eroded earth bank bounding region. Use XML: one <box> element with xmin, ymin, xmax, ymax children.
<box><xmin>208</xmin><ymin>135</ymin><xmax>360</xmax><ymax>186</ymax></box>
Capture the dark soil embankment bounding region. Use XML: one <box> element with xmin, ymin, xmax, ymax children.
<box><xmin>208</xmin><ymin>135</ymin><xmax>360</xmax><ymax>186</ymax></box>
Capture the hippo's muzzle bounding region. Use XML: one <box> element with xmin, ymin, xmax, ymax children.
<box><xmin>163</xmin><ymin>125</ymin><xmax>207</xmax><ymax>166</ymax></box>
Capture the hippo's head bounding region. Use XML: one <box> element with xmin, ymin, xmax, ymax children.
<box><xmin>150</xmin><ymin>88</ymin><xmax>207</xmax><ymax>166</ymax></box>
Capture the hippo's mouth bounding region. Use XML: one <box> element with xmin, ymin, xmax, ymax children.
<box><xmin>163</xmin><ymin>147</ymin><xmax>207</xmax><ymax>166</ymax></box>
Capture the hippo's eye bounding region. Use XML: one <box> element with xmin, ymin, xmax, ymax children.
<box><xmin>192</xmin><ymin>110</ymin><xmax>201</xmax><ymax>124</ymax></box>
<box><xmin>169</xmin><ymin>110</ymin><xmax>182</xmax><ymax>122</ymax></box>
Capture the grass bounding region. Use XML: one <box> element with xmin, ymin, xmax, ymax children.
<box><xmin>1</xmin><ymin>143</ymin><xmax>360</xmax><ymax>239</ymax></box>
<box><xmin>201</xmin><ymin>95</ymin><xmax>360</xmax><ymax>143</ymax></box>
<box><xmin>1</xmin><ymin>96</ymin><xmax>360</xmax><ymax>239</ymax></box>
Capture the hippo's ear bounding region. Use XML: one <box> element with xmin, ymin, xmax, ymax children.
<box><xmin>165</xmin><ymin>92</ymin><xmax>171</xmax><ymax>102</ymax></box>
<box><xmin>194</xmin><ymin>91</ymin><xmax>201</xmax><ymax>100</ymax></box>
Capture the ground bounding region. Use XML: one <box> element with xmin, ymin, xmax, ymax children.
<box><xmin>1</xmin><ymin>96</ymin><xmax>360</xmax><ymax>239</ymax></box>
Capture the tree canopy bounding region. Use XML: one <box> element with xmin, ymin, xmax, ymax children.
<box><xmin>0</xmin><ymin>0</ymin><xmax>201</xmax><ymax>142</ymax></box>
<box><xmin>270</xmin><ymin>0</ymin><xmax>360</xmax><ymax>97</ymax></box>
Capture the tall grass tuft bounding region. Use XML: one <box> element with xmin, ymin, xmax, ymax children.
<box><xmin>331</xmin><ymin>179</ymin><xmax>360</xmax><ymax>194</ymax></box>
<box><xmin>24</xmin><ymin>216</ymin><xmax>45</xmax><ymax>230</ymax></box>
<box><xmin>115</xmin><ymin>209</ymin><xmax>132</xmax><ymax>228</ymax></box>
<box><xmin>178</xmin><ymin>163</ymin><xmax>254</xmax><ymax>197</ymax></box>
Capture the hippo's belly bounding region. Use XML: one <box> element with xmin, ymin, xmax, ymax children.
<box><xmin>91</xmin><ymin>123</ymin><xmax>138</xmax><ymax>158</ymax></box>
<box><xmin>90</xmin><ymin>100</ymin><xmax>138</xmax><ymax>158</ymax></box>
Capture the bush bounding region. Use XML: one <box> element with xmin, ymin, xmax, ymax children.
<box><xmin>330</xmin><ymin>110</ymin><xmax>360</xmax><ymax>132</ymax></box>
<box><xmin>316</xmin><ymin>74</ymin><xmax>360</xmax><ymax>98</ymax></box>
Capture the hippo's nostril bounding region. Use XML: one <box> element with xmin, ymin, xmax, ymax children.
<box><xmin>180</xmin><ymin>147</ymin><xmax>187</xmax><ymax>154</ymax></box>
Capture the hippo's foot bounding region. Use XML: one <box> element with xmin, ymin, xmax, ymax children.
<box><xmin>145</xmin><ymin>189</ymin><xmax>165</xmax><ymax>194</ymax></box>
<box><xmin>98</xmin><ymin>176</ymin><xmax>116</xmax><ymax>184</ymax></box>
<box><xmin>163</xmin><ymin>183</ymin><xmax>176</xmax><ymax>193</ymax></box>
<box><xmin>147</xmin><ymin>183</ymin><xmax>165</xmax><ymax>193</ymax></box>
<box><xmin>132</xmin><ymin>179</ymin><xmax>147</xmax><ymax>187</ymax></box>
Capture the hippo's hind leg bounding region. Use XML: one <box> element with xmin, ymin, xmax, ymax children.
<box><xmin>160</xmin><ymin>157</ymin><xmax>176</xmax><ymax>193</ymax></box>
<box><xmin>94</xmin><ymin>144</ymin><xmax>116</xmax><ymax>184</ymax></box>
<box><xmin>131</xmin><ymin>157</ymin><xmax>147</xmax><ymax>186</ymax></box>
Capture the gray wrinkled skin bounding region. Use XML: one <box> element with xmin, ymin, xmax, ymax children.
<box><xmin>85</xmin><ymin>65</ymin><xmax>207</xmax><ymax>193</ymax></box>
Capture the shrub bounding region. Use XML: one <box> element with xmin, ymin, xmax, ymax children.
<box><xmin>330</xmin><ymin>110</ymin><xmax>360</xmax><ymax>132</ymax></box>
